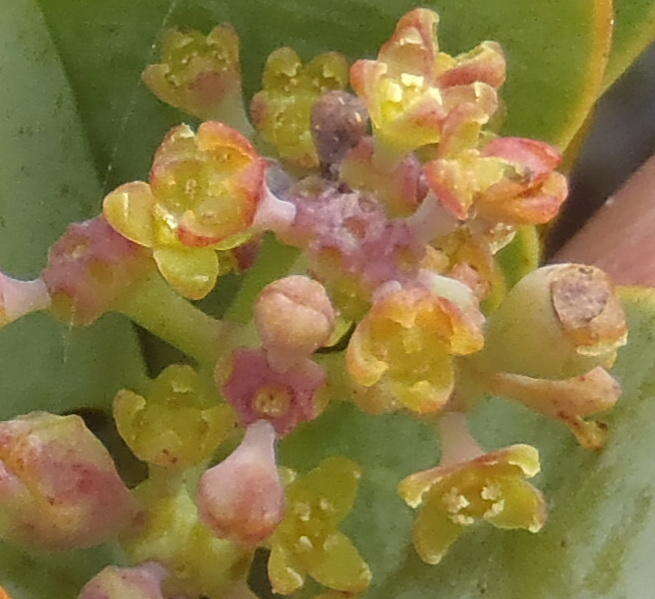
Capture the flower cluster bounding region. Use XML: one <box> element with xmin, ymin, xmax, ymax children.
<box><xmin>0</xmin><ymin>7</ymin><xmax>632</xmax><ymax>599</ymax></box>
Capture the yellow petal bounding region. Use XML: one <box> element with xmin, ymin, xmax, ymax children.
<box><xmin>303</xmin><ymin>531</ymin><xmax>371</xmax><ymax>593</ymax></box>
<box><xmin>153</xmin><ymin>246</ymin><xmax>218</xmax><ymax>300</ymax></box>
<box><xmin>103</xmin><ymin>181</ymin><xmax>156</xmax><ymax>247</ymax></box>
<box><xmin>413</xmin><ymin>494</ymin><xmax>464</xmax><ymax>564</ymax></box>
<box><xmin>268</xmin><ymin>542</ymin><xmax>305</xmax><ymax>595</ymax></box>
<box><xmin>482</xmin><ymin>476</ymin><xmax>547</xmax><ymax>533</ymax></box>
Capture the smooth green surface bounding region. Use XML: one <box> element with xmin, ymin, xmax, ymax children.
<box><xmin>282</xmin><ymin>288</ymin><xmax>655</xmax><ymax>598</ymax></box>
<box><xmin>605</xmin><ymin>0</ymin><xmax>655</xmax><ymax>90</ymax></box>
<box><xmin>0</xmin><ymin>0</ymin><xmax>145</xmax><ymax>593</ymax></box>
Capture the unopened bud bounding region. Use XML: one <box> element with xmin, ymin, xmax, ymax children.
<box><xmin>479</xmin><ymin>264</ymin><xmax>627</xmax><ymax>379</ymax></box>
<box><xmin>77</xmin><ymin>562</ymin><xmax>168</xmax><ymax>599</ymax></box>
<box><xmin>198</xmin><ymin>420</ymin><xmax>285</xmax><ymax>546</ymax></box>
<box><xmin>0</xmin><ymin>412</ymin><xmax>138</xmax><ymax>550</ymax></box>
<box><xmin>0</xmin><ymin>272</ymin><xmax>50</xmax><ymax>329</ymax></box>
<box><xmin>255</xmin><ymin>276</ymin><xmax>336</xmax><ymax>371</ymax></box>
<box><xmin>42</xmin><ymin>217</ymin><xmax>150</xmax><ymax>325</ymax></box>
<box><xmin>311</xmin><ymin>91</ymin><xmax>369</xmax><ymax>170</ymax></box>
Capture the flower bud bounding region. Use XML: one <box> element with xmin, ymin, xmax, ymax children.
<box><xmin>0</xmin><ymin>272</ymin><xmax>50</xmax><ymax>329</ymax></box>
<box><xmin>77</xmin><ymin>562</ymin><xmax>168</xmax><ymax>599</ymax></box>
<box><xmin>42</xmin><ymin>217</ymin><xmax>150</xmax><ymax>325</ymax></box>
<box><xmin>0</xmin><ymin>412</ymin><xmax>138</xmax><ymax>550</ymax></box>
<box><xmin>142</xmin><ymin>24</ymin><xmax>252</xmax><ymax>132</ymax></box>
<box><xmin>198</xmin><ymin>420</ymin><xmax>285</xmax><ymax>546</ymax></box>
<box><xmin>479</xmin><ymin>264</ymin><xmax>627</xmax><ymax>379</ymax></box>
<box><xmin>114</xmin><ymin>364</ymin><xmax>236</xmax><ymax>468</ymax></box>
<box><xmin>311</xmin><ymin>90</ymin><xmax>369</xmax><ymax>170</ymax></box>
<box><xmin>491</xmin><ymin>367</ymin><xmax>621</xmax><ymax>450</ymax></box>
<box><xmin>255</xmin><ymin>276</ymin><xmax>336</xmax><ymax>371</ymax></box>
<box><xmin>221</xmin><ymin>348</ymin><xmax>327</xmax><ymax>437</ymax></box>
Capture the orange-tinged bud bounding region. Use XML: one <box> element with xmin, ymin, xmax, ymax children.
<box><xmin>491</xmin><ymin>367</ymin><xmax>621</xmax><ymax>450</ymax></box>
<box><xmin>142</xmin><ymin>25</ymin><xmax>252</xmax><ymax>133</ymax></box>
<box><xmin>255</xmin><ymin>275</ymin><xmax>336</xmax><ymax>371</ymax></box>
<box><xmin>0</xmin><ymin>412</ymin><xmax>138</xmax><ymax>550</ymax></box>
<box><xmin>198</xmin><ymin>420</ymin><xmax>285</xmax><ymax>546</ymax></box>
<box><xmin>251</xmin><ymin>48</ymin><xmax>349</xmax><ymax>168</ymax></box>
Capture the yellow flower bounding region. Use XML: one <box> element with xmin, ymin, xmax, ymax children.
<box><xmin>399</xmin><ymin>442</ymin><xmax>546</xmax><ymax>565</ymax></box>
<box><xmin>142</xmin><ymin>24</ymin><xmax>251</xmax><ymax>131</ymax></box>
<box><xmin>267</xmin><ymin>457</ymin><xmax>371</xmax><ymax>595</ymax></box>
<box><xmin>103</xmin><ymin>122</ymin><xmax>272</xmax><ymax>299</ymax></box>
<box><xmin>113</xmin><ymin>364</ymin><xmax>235</xmax><ymax>468</ymax></box>
<box><xmin>251</xmin><ymin>47</ymin><xmax>349</xmax><ymax>168</ymax></box>
<box><xmin>346</xmin><ymin>283</ymin><xmax>484</xmax><ymax>414</ymax></box>
<box><xmin>350</xmin><ymin>8</ymin><xmax>501</xmax><ymax>156</ymax></box>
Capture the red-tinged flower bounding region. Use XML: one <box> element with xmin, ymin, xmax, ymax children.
<box><xmin>340</xmin><ymin>136</ymin><xmax>426</xmax><ymax>217</ymax></box>
<box><xmin>142</xmin><ymin>25</ymin><xmax>252</xmax><ymax>133</ymax></box>
<box><xmin>42</xmin><ymin>216</ymin><xmax>150</xmax><ymax>325</ymax></box>
<box><xmin>346</xmin><ymin>282</ymin><xmax>484</xmax><ymax>414</ymax></box>
<box><xmin>221</xmin><ymin>348</ymin><xmax>327</xmax><ymax>437</ymax></box>
<box><xmin>198</xmin><ymin>420</ymin><xmax>285</xmax><ymax>546</ymax></box>
<box><xmin>425</xmin><ymin>135</ymin><xmax>568</xmax><ymax>225</ymax></box>
<box><xmin>77</xmin><ymin>562</ymin><xmax>168</xmax><ymax>599</ymax></box>
<box><xmin>350</xmin><ymin>9</ymin><xmax>500</xmax><ymax>156</ymax></box>
<box><xmin>251</xmin><ymin>48</ymin><xmax>349</xmax><ymax>169</ymax></box>
<box><xmin>103</xmin><ymin>122</ymin><xmax>294</xmax><ymax>299</ymax></box>
<box><xmin>255</xmin><ymin>276</ymin><xmax>336</xmax><ymax>372</ymax></box>
<box><xmin>0</xmin><ymin>271</ymin><xmax>50</xmax><ymax>329</ymax></box>
<box><xmin>0</xmin><ymin>412</ymin><xmax>138</xmax><ymax>550</ymax></box>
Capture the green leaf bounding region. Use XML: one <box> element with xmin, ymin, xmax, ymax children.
<box><xmin>282</xmin><ymin>287</ymin><xmax>655</xmax><ymax>598</ymax></box>
<box><xmin>0</xmin><ymin>1</ymin><xmax>146</xmax><ymax>593</ymax></box>
<box><xmin>604</xmin><ymin>0</ymin><xmax>655</xmax><ymax>91</ymax></box>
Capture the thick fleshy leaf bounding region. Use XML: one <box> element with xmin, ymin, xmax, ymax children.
<box><xmin>0</xmin><ymin>0</ymin><xmax>146</xmax><ymax>594</ymax></box>
<box><xmin>604</xmin><ymin>1</ymin><xmax>655</xmax><ymax>91</ymax></box>
<box><xmin>282</xmin><ymin>288</ymin><xmax>655</xmax><ymax>598</ymax></box>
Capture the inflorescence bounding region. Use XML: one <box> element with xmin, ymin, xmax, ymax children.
<box><xmin>0</xmin><ymin>8</ymin><xmax>628</xmax><ymax>598</ymax></box>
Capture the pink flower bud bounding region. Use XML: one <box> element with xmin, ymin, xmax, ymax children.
<box><xmin>0</xmin><ymin>412</ymin><xmax>138</xmax><ymax>550</ymax></box>
<box><xmin>78</xmin><ymin>562</ymin><xmax>168</xmax><ymax>599</ymax></box>
<box><xmin>42</xmin><ymin>217</ymin><xmax>150</xmax><ymax>325</ymax></box>
<box><xmin>0</xmin><ymin>272</ymin><xmax>50</xmax><ymax>328</ymax></box>
<box><xmin>255</xmin><ymin>276</ymin><xmax>336</xmax><ymax>371</ymax></box>
<box><xmin>221</xmin><ymin>348</ymin><xmax>327</xmax><ymax>436</ymax></box>
<box><xmin>198</xmin><ymin>420</ymin><xmax>285</xmax><ymax>546</ymax></box>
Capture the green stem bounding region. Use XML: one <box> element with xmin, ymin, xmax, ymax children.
<box><xmin>116</xmin><ymin>272</ymin><xmax>242</xmax><ymax>367</ymax></box>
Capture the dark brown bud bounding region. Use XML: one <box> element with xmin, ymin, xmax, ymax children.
<box><xmin>311</xmin><ymin>91</ymin><xmax>369</xmax><ymax>171</ymax></box>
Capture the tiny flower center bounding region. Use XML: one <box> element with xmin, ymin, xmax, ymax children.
<box><xmin>254</xmin><ymin>385</ymin><xmax>292</xmax><ymax>418</ymax></box>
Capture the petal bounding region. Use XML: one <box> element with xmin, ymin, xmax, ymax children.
<box><xmin>268</xmin><ymin>542</ymin><xmax>306</xmax><ymax>595</ymax></box>
<box><xmin>303</xmin><ymin>531</ymin><xmax>371</xmax><ymax>593</ymax></box>
<box><xmin>438</xmin><ymin>41</ymin><xmax>506</xmax><ymax>89</ymax></box>
<box><xmin>289</xmin><ymin>456</ymin><xmax>362</xmax><ymax>527</ymax></box>
<box><xmin>413</xmin><ymin>495</ymin><xmax>464</xmax><ymax>564</ymax></box>
<box><xmin>103</xmin><ymin>181</ymin><xmax>156</xmax><ymax>247</ymax></box>
<box><xmin>153</xmin><ymin>246</ymin><xmax>218</xmax><ymax>300</ymax></box>
<box><xmin>483</xmin><ymin>476</ymin><xmax>547</xmax><ymax>533</ymax></box>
